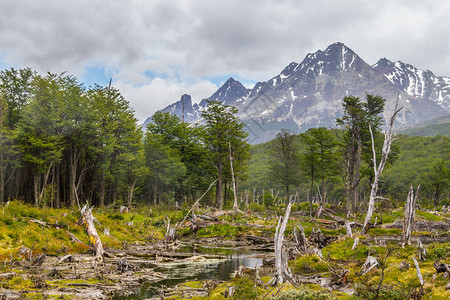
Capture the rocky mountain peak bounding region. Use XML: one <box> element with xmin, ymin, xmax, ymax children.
<box><xmin>209</xmin><ymin>77</ymin><xmax>250</xmax><ymax>105</ymax></box>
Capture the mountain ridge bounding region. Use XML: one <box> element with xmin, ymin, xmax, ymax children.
<box><xmin>144</xmin><ymin>42</ymin><xmax>449</xmax><ymax>144</ymax></box>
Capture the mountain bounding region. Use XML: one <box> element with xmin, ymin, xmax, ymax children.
<box><xmin>147</xmin><ymin>42</ymin><xmax>449</xmax><ymax>143</ymax></box>
<box><xmin>399</xmin><ymin>113</ymin><xmax>450</xmax><ymax>136</ymax></box>
<box><xmin>373</xmin><ymin>58</ymin><xmax>450</xmax><ymax>111</ymax></box>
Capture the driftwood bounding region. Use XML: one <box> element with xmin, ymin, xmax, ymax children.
<box><xmin>246</xmin><ymin>235</ymin><xmax>272</xmax><ymax>244</ymax></box>
<box><xmin>360</xmin><ymin>255</ymin><xmax>378</xmax><ymax>276</ymax></box>
<box><xmin>65</xmin><ymin>230</ymin><xmax>88</xmax><ymax>248</ymax></box>
<box><xmin>56</xmin><ymin>254</ymin><xmax>74</xmax><ymax>265</ymax></box>
<box><xmin>165</xmin><ymin>218</ymin><xmax>176</xmax><ymax>243</ymax></box>
<box><xmin>79</xmin><ymin>204</ymin><xmax>104</xmax><ymax>261</ymax></box>
<box><xmin>0</xmin><ymin>273</ymin><xmax>16</xmax><ymax>280</ymax></box>
<box><xmin>179</xmin><ymin>179</ymin><xmax>217</xmax><ymax>226</ymax></box>
<box><xmin>29</xmin><ymin>219</ymin><xmax>69</xmax><ymax>230</ymax></box>
<box><xmin>433</xmin><ymin>262</ymin><xmax>450</xmax><ymax>278</ymax></box>
<box><xmin>417</xmin><ymin>238</ymin><xmax>427</xmax><ymax>261</ymax></box>
<box><xmin>270</xmin><ymin>201</ymin><xmax>293</xmax><ymax>286</ymax></box>
<box><xmin>294</xmin><ymin>224</ymin><xmax>308</xmax><ymax>252</ymax></box>
<box><xmin>351</xmin><ymin>237</ymin><xmax>360</xmax><ymax>251</ymax></box>
<box><xmin>403</xmin><ymin>185</ymin><xmax>420</xmax><ymax>246</ymax></box>
<box><xmin>345</xmin><ymin>220</ymin><xmax>352</xmax><ymax>237</ymax></box>
<box><xmin>362</xmin><ymin>98</ymin><xmax>402</xmax><ymax>234</ymax></box>
<box><xmin>197</xmin><ymin>214</ymin><xmax>219</xmax><ymax>222</ymax></box>
<box><xmin>412</xmin><ymin>256</ymin><xmax>424</xmax><ymax>286</ymax></box>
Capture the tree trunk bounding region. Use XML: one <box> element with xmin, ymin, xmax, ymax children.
<box><xmin>0</xmin><ymin>158</ymin><xmax>4</xmax><ymax>205</ymax></box>
<box><xmin>229</xmin><ymin>142</ymin><xmax>239</xmax><ymax>211</ymax></box>
<box><xmin>80</xmin><ymin>204</ymin><xmax>104</xmax><ymax>261</ymax></box>
<box><xmin>216</xmin><ymin>167</ymin><xmax>224</xmax><ymax>210</ymax></box>
<box><xmin>69</xmin><ymin>151</ymin><xmax>78</xmax><ymax>208</ymax></box>
<box><xmin>99</xmin><ymin>166</ymin><xmax>105</xmax><ymax>208</ymax></box>
<box><xmin>362</xmin><ymin>100</ymin><xmax>402</xmax><ymax>234</ymax></box>
<box><xmin>127</xmin><ymin>178</ymin><xmax>137</xmax><ymax>209</ymax></box>
<box><xmin>403</xmin><ymin>185</ymin><xmax>420</xmax><ymax>246</ymax></box>
<box><xmin>270</xmin><ymin>200</ymin><xmax>293</xmax><ymax>285</ymax></box>
<box><xmin>33</xmin><ymin>172</ymin><xmax>40</xmax><ymax>207</ymax></box>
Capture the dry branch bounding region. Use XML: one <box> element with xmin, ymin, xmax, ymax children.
<box><xmin>362</xmin><ymin>98</ymin><xmax>403</xmax><ymax>234</ymax></box>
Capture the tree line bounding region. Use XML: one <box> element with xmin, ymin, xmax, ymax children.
<box><xmin>1</xmin><ymin>67</ymin><xmax>447</xmax><ymax>210</ymax></box>
<box><xmin>248</xmin><ymin>94</ymin><xmax>448</xmax><ymax>211</ymax></box>
<box><xmin>0</xmin><ymin>68</ymin><xmax>249</xmax><ymax>209</ymax></box>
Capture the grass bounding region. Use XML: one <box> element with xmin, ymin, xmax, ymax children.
<box><xmin>0</xmin><ymin>200</ymin><xmax>165</xmax><ymax>259</ymax></box>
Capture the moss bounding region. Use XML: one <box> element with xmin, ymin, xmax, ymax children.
<box><xmin>322</xmin><ymin>237</ymin><xmax>369</xmax><ymax>261</ymax></box>
<box><xmin>290</xmin><ymin>255</ymin><xmax>329</xmax><ymax>274</ymax></box>
<box><xmin>273</xmin><ymin>286</ymin><xmax>336</xmax><ymax>300</ymax></box>
<box><xmin>196</xmin><ymin>223</ymin><xmax>239</xmax><ymax>239</ymax></box>
<box><xmin>180</xmin><ymin>280</ymin><xmax>203</xmax><ymax>289</ymax></box>
<box><xmin>416</xmin><ymin>210</ymin><xmax>444</xmax><ymax>222</ymax></box>
<box><xmin>4</xmin><ymin>276</ymin><xmax>34</xmax><ymax>289</ymax></box>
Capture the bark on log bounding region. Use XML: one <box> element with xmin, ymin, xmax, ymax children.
<box><xmin>80</xmin><ymin>204</ymin><xmax>104</xmax><ymax>261</ymax></box>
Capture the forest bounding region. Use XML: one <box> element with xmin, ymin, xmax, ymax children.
<box><xmin>0</xmin><ymin>68</ymin><xmax>449</xmax><ymax>299</ymax></box>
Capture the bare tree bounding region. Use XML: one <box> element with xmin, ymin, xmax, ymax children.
<box><xmin>362</xmin><ymin>99</ymin><xmax>403</xmax><ymax>234</ymax></box>
<box><xmin>403</xmin><ymin>185</ymin><xmax>420</xmax><ymax>246</ymax></box>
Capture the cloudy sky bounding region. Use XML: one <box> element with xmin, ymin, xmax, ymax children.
<box><xmin>0</xmin><ymin>0</ymin><xmax>449</xmax><ymax>122</ymax></box>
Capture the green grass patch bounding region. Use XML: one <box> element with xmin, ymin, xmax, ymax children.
<box><xmin>290</xmin><ymin>255</ymin><xmax>329</xmax><ymax>274</ymax></box>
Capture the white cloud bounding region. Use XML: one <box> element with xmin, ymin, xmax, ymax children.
<box><xmin>114</xmin><ymin>77</ymin><xmax>217</xmax><ymax>123</ymax></box>
<box><xmin>0</xmin><ymin>0</ymin><xmax>449</xmax><ymax>120</ymax></box>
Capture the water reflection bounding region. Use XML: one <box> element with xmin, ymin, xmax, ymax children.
<box><xmin>113</xmin><ymin>245</ymin><xmax>264</xmax><ymax>299</ymax></box>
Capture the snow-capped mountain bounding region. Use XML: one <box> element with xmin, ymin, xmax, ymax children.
<box><xmin>146</xmin><ymin>42</ymin><xmax>449</xmax><ymax>143</ymax></box>
<box><xmin>373</xmin><ymin>58</ymin><xmax>450</xmax><ymax>111</ymax></box>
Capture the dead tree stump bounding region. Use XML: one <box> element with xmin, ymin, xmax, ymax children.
<box><xmin>80</xmin><ymin>204</ymin><xmax>104</xmax><ymax>261</ymax></box>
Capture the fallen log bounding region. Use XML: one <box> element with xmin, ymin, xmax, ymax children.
<box><xmin>197</xmin><ymin>214</ymin><xmax>219</xmax><ymax>222</ymax></box>
<box><xmin>245</xmin><ymin>235</ymin><xmax>272</xmax><ymax>244</ymax></box>
<box><xmin>56</xmin><ymin>254</ymin><xmax>74</xmax><ymax>265</ymax></box>
<box><xmin>433</xmin><ymin>262</ymin><xmax>450</xmax><ymax>277</ymax></box>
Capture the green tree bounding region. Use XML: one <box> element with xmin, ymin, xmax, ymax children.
<box><xmin>0</xmin><ymin>68</ymin><xmax>35</xmax><ymax>203</ymax></box>
<box><xmin>144</xmin><ymin>132</ymin><xmax>186</xmax><ymax>204</ymax></box>
<box><xmin>300</xmin><ymin>127</ymin><xmax>339</xmax><ymax>203</ymax></box>
<box><xmin>425</xmin><ymin>159</ymin><xmax>449</xmax><ymax>206</ymax></box>
<box><xmin>201</xmin><ymin>100</ymin><xmax>249</xmax><ymax>210</ymax></box>
<box><xmin>16</xmin><ymin>74</ymin><xmax>65</xmax><ymax>206</ymax></box>
<box><xmin>269</xmin><ymin>129</ymin><xmax>301</xmax><ymax>203</ymax></box>
<box><xmin>336</xmin><ymin>93</ymin><xmax>385</xmax><ymax>215</ymax></box>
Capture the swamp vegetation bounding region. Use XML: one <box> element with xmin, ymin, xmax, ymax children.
<box><xmin>0</xmin><ymin>68</ymin><xmax>449</xmax><ymax>298</ymax></box>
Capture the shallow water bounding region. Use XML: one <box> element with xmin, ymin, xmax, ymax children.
<box><xmin>112</xmin><ymin>245</ymin><xmax>264</xmax><ymax>299</ymax></box>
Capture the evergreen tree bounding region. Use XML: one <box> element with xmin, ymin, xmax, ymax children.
<box><xmin>269</xmin><ymin>129</ymin><xmax>301</xmax><ymax>203</ymax></box>
<box><xmin>336</xmin><ymin>93</ymin><xmax>385</xmax><ymax>215</ymax></box>
<box><xmin>201</xmin><ymin>100</ymin><xmax>249</xmax><ymax>210</ymax></box>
